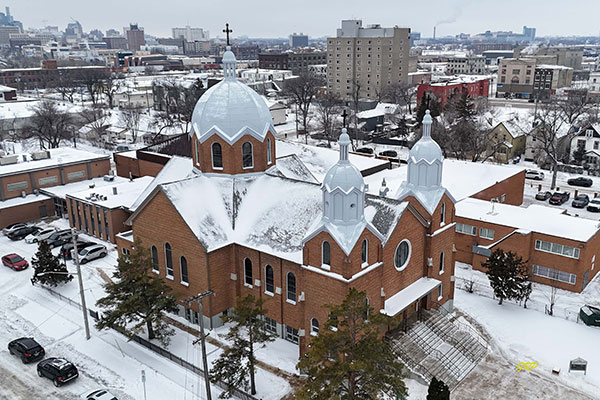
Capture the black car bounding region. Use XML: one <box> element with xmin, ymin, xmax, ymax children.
<box><xmin>355</xmin><ymin>147</ymin><xmax>374</xmax><ymax>155</ymax></box>
<box><xmin>567</xmin><ymin>177</ymin><xmax>593</xmax><ymax>187</ymax></box>
<box><xmin>379</xmin><ymin>150</ymin><xmax>398</xmax><ymax>158</ymax></box>
<box><xmin>46</xmin><ymin>230</ymin><xmax>73</xmax><ymax>248</ymax></box>
<box><xmin>549</xmin><ymin>192</ymin><xmax>570</xmax><ymax>205</ymax></box>
<box><xmin>535</xmin><ymin>191</ymin><xmax>552</xmax><ymax>201</ymax></box>
<box><xmin>37</xmin><ymin>358</ymin><xmax>79</xmax><ymax>387</ymax></box>
<box><xmin>60</xmin><ymin>241</ymin><xmax>95</xmax><ymax>260</ymax></box>
<box><xmin>572</xmin><ymin>194</ymin><xmax>590</xmax><ymax>208</ymax></box>
<box><xmin>8</xmin><ymin>337</ymin><xmax>45</xmax><ymax>364</ymax></box>
<box><xmin>8</xmin><ymin>226</ymin><xmax>40</xmax><ymax>241</ymax></box>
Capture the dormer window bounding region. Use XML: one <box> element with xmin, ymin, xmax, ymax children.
<box><xmin>211</xmin><ymin>142</ymin><xmax>223</xmax><ymax>169</ymax></box>
<box><xmin>242</xmin><ymin>142</ymin><xmax>253</xmax><ymax>169</ymax></box>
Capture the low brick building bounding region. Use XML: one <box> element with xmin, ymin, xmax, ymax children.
<box><xmin>417</xmin><ymin>76</ymin><xmax>490</xmax><ymax>108</ymax></box>
<box><xmin>454</xmin><ymin>198</ymin><xmax>600</xmax><ymax>292</ymax></box>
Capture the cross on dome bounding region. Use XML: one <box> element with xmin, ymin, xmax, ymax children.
<box><xmin>223</xmin><ymin>23</ymin><xmax>233</xmax><ymax>46</ymax></box>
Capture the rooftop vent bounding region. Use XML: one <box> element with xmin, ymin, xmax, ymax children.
<box><xmin>103</xmin><ymin>175</ymin><xmax>115</xmax><ymax>182</ymax></box>
<box><xmin>0</xmin><ymin>155</ymin><xmax>19</xmax><ymax>165</ymax></box>
<box><xmin>112</xmin><ymin>187</ymin><xmax>118</xmax><ymax>195</ymax></box>
<box><xmin>31</xmin><ymin>150</ymin><xmax>51</xmax><ymax>161</ymax></box>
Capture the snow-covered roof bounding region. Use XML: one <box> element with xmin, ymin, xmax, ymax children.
<box><xmin>68</xmin><ymin>176</ymin><xmax>154</xmax><ymax>210</ymax></box>
<box><xmin>40</xmin><ymin>176</ymin><xmax>130</xmax><ymax>200</ymax></box>
<box><xmin>537</xmin><ymin>64</ymin><xmax>573</xmax><ymax>70</ymax></box>
<box><xmin>270</xmin><ymin>154</ymin><xmax>318</xmax><ymax>184</ymax></box>
<box><xmin>0</xmin><ymin>147</ymin><xmax>109</xmax><ymax>177</ymax></box>
<box><xmin>0</xmin><ymin>192</ymin><xmax>52</xmax><ymax>210</ymax></box>
<box><xmin>0</xmin><ymin>100</ymin><xmax>83</xmax><ymax>121</ymax></box>
<box><xmin>455</xmin><ymin>198</ymin><xmax>600</xmax><ymax>242</ymax></box>
<box><xmin>381</xmin><ymin>277</ymin><xmax>442</xmax><ymax>316</ymax></box>
<box><xmin>365</xmin><ymin>160</ymin><xmax>523</xmax><ymax>203</ymax></box>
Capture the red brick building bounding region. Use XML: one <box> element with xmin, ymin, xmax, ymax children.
<box><xmin>417</xmin><ymin>77</ymin><xmax>490</xmax><ymax>108</ymax></box>
<box><xmin>117</xmin><ymin>50</ymin><xmax>456</xmax><ymax>357</ymax></box>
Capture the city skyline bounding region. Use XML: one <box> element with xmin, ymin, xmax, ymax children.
<box><xmin>4</xmin><ymin>0</ymin><xmax>600</xmax><ymax>39</ymax></box>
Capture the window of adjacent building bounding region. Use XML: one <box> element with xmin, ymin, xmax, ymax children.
<box><xmin>456</xmin><ymin>223</ymin><xmax>477</xmax><ymax>236</ymax></box>
<box><xmin>103</xmin><ymin>209</ymin><xmax>109</xmax><ymax>238</ymax></box>
<box><xmin>67</xmin><ymin>170</ymin><xmax>85</xmax><ymax>180</ymax></box>
<box><xmin>180</xmin><ymin>256</ymin><xmax>188</xmax><ymax>284</ymax></box>
<box><xmin>595</xmin><ymin>141</ymin><xmax>599</xmax><ymax>150</ymax></box>
<box><xmin>165</xmin><ymin>243</ymin><xmax>173</xmax><ymax>277</ymax></box>
<box><xmin>480</xmin><ymin>227</ymin><xmax>495</xmax><ymax>240</ymax></box>
<box><xmin>151</xmin><ymin>245</ymin><xmax>159</xmax><ymax>273</ymax></box>
<box><xmin>96</xmin><ymin>206</ymin><xmax>102</xmax><ymax>238</ymax></box>
<box><xmin>287</xmin><ymin>272</ymin><xmax>296</xmax><ymax>302</ymax></box>
<box><xmin>89</xmin><ymin>204</ymin><xmax>95</xmax><ymax>235</ymax></box>
<box><xmin>83</xmin><ymin>204</ymin><xmax>89</xmax><ymax>233</ymax></box>
<box><xmin>361</xmin><ymin>239</ymin><xmax>368</xmax><ymax>265</ymax></box>
<box><xmin>211</xmin><ymin>142</ymin><xmax>223</xmax><ymax>169</ymax></box>
<box><xmin>535</xmin><ymin>240</ymin><xmax>580</xmax><ymax>259</ymax></box>
<box><xmin>265</xmin><ymin>265</ymin><xmax>274</xmax><ymax>294</ymax></box>
<box><xmin>322</xmin><ymin>241</ymin><xmax>330</xmax><ymax>267</ymax></box>
<box><xmin>394</xmin><ymin>240</ymin><xmax>411</xmax><ymax>271</ymax></box>
<box><xmin>244</xmin><ymin>258</ymin><xmax>253</xmax><ymax>286</ymax></box>
<box><xmin>7</xmin><ymin>181</ymin><xmax>27</xmax><ymax>192</ymax></box>
<box><xmin>285</xmin><ymin>325</ymin><xmax>299</xmax><ymax>344</ymax></box>
<box><xmin>38</xmin><ymin>176</ymin><xmax>58</xmax><ymax>186</ymax></box>
<box><xmin>439</xmin><ymin>252</ymin><xmax>445</xmax><ymax>274</ymax></box>
<box><xmin>310</xmin><ymin>318</ymin><xmax>319</xmax><ymax>335</ymax></box>
<box><xmin>532</xmin><ymin>264</ymin><xmax>576</xmax><ymax>285</ymax></box>
<box><xmin>440</xmin><ymin>203</ymin><xmax>446</xmax><ymax>225</ymax></box>
<box><xmin>438</xmin><ymin>283</ymin><xmax>443</xmax><ymax>300</ymax></box>
<box><xmin>264</xmin><ymin>316</ymin><xmax>277</xmax><ymax>334</ymax></box>
<box><xmin>194</xmin><ymin>139</ymin><xmax>200</xmax><ymax>166</ymax></box>
<box><xmin>267</xmin><ymin>138</ymin><xmax>272</xmax><ymax>164</ymax></box>
<box><xmin>242</xmin><ymin>142</ymin><xmax>253</xmax><ymax>169</ymax></box>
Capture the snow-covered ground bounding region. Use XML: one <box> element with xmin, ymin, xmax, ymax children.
<box><xmin>0</xmin><ymin>218</ymin><xmax>291</xmax><ymax>400</ymax></box>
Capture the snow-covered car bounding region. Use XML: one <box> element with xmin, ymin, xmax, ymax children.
<box><xmin>525</xmin><ymin>170</ymin><xmax>544</xmax><ymax>180</ymax></box>
<box><xmin>535</xmin><ymin>191</ymin><xmax>552</xmax><ymax>201</ymax></box>
<box><xmin>24</xmin><ymin>227</ymin><xmax>56</xmax><ymax>244</ymax></box>
<box><xmin>79</xmin><ymin>244</ymin><xmax>108</xmax><ymax>264</ymax></box>
<box><xmin>587</xmin><ymin>198</ymin><xmax>600</xmax><ymax>212</ymax></box>
<box><xmin>82</xmin><ymin>389</ymin><xmax>119</xmax><ymax>400</ymax></box>
<box><xmin>3</xmin><ymin>223</ymin><xmax>27</xmax><ymax>236</ymax></box>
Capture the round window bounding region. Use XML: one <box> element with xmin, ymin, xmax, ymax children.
<box><xmin>394</xmin><ymin>240</ymin><xmax>411</xmax><ymax>270</ymax></box>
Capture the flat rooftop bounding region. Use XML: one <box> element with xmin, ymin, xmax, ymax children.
<box><xmin>68</xmin><ymin>176</ymin><xmax>154</xmax><ymax>210</ymax></box>
<box><xmin>0</xmin><ymin>147</ymin><xmax>109</xmax><ymax>178</ymax></box>
<box><xmin>40</xmin><ymin>176</ymin><xmax>130</xmax><ymax>200</ymax></box>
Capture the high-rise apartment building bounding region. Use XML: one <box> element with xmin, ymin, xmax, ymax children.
<box><xmin>125</xmin><ymin>24</ymin><xmax>145</xmax><ymax>51</ymax></box>
<box><xmin>327</xmin><ymin>20</ymin><xmax>410</xmax><ymax>100</ymax></box>
<box><xmin>172</xmin><ymin>26</ymin><xmax>209</xmax><ymax>42</ymax></box>
<box><xmin>289</xmin><ymin>33</ymin><xmax>308</xmax><ymax>48</ymax></box>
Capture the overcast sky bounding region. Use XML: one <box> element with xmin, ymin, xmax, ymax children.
<box><xmin>5</xmin><ymin>0</ymin><xmax>600</xmax><ymax>39</ymax></box>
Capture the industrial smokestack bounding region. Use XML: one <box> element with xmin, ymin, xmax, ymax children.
<box><xmin>433</xmin><ymin>26</ymin><xmax>436</xmax><ymax>40</ymax></box>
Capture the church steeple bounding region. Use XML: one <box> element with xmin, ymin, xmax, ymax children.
<box><xmin>222</xmin><ymin>23</ymin><xmax>236</xmax><ymax>80</ymax></box>
<box><xmin>406</xmin><ymin>109</ymin><xmax>442</xmax><ymax>188</ymax></box>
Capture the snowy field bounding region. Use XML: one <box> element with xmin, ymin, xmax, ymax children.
<box><xmin>0</xmin><ymin>218</ymin><xmax>291</xmax><ymax>400</ymax></box>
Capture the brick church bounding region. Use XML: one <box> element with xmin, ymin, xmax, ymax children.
<box><xmin>117</xmin><ymin>46</ymin><xmax>456</xmax><ymax>356</ymax></box>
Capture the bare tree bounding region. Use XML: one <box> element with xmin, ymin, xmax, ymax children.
<box><xmin>383</xmin><ymin>82</ymin><xmax>416</xmax><ymax>114</ymax></box>
<box><xmin>80</xmin><ymin>107</ymin><xmax>110</xmax><ymax>146</ymax></box>
<box><xmin>282</xmin><ymin>72</ymin><xmax>324</xmax><ymax>142</ymax></box>
<box><xmin>25</xmin><ymin>100</ymin><xmax>75</xmax><ymax>149</ymax></box>
<box><xmin>76</xmin><ymin>68</ymin><xmax>110</xmax><ymax>105</ymax></box>
<box><xmin>315</xmin><ymin>92</ymin><xmax>342</xmax><ymax>146</ymax></box>
<box><xmin>53</xmin><ymin>70</ymin><xmax>79</xmax><ymax>103</ymax></box>
<box><xmin>119</xmin><ymin>106</ymin><xmax>143</xmax><ymax>143</ymax></box>
<box><xmin>559</xmin><ymin>92</ymin><xmax>591</xmax><ymax>126</ymax></box>
<box><xmin>101</xmin><ymin>73</ymin><xmax>123</xmax><ymax>109</ymax></box>
<box><xmin>544</xmin><ymin>284</ymin><xmax>560</xmax><ymax>316</ymax></box>
<box><xmin>153</xmin><ymin>78</ymin><xmax>205</xmax><ymax>134</ymax></box>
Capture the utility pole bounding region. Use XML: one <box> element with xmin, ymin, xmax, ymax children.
<box><xmin>185</xmin><ymin>290</ymin><xmax>214</xmax><ymax>400</ymax></box>
<box><xmin>71</xmin><ymin>228</ymin><xmax>91</xmax><ymax>340</ymax></box>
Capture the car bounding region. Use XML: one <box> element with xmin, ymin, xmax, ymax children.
<box><xmin>315</xmin><ymin>142</ymin><xmax>330</xmax><ymax>148</ymax></box>
<box><xmin>587</xmin><ymin>198</ymin><xmax>600</xmax><ymax>212</ymax></box>
<box><xmin>3</xmin><ymin>223</ymin><xmax>28</xmax><ymax>236</ymax></box>
<box><xmin>525</xmin><ymin>170</ymin><xmax>545</xmax><ymax>180</ymax></box>
<box><xmin>83</xmin><ymin>389</ymin><xmax>119</xmax><ymax>400</ymax></box>
<box><xmin>24</xmin><ymin>227</ymin><xmax>56</xmax><ymax>244</ymax></box>
<box><xmin>549</xmin><ymin>191</ymin><xmax>570</xmax><ymax>205</ymax></box>
<box><xmin>378</xmin><ymin>150</ymin><xmax>398</xmax><ymax>158</ymax></box>
<box><xmin>60</xmin><ymin>241</ymin><xmax>95</xmax><ymax>260</ymax></box>
<box><xmin>79</xmin><ymin>244</ymin><xmax>108</xmax><ymax>264</ymax></box>
<box><xmin>355</xmin><ymin>147</ymin><xmax>374</xmax><ymax>155</ymax></box>
<box><xmin>535</xmin><ymin>191</ymin><xmax>552</xmax><ymax>201</ymax></box>
<box><xmin>115</xmin><ymin>145</ymin><xmax>130</xmax><ymax>152</ymax></box>
<box><xmin>572</xmin><ymin>194</ymin><xmax>590</xmax><ymax>208</ymax></box>
<box><xmin>46</xmin><ymin>230</ymin><xmax>74</xmax><ymax>248</ymax></box>
<box><xmin>567</xmin><ymin>177</ymin><xmax>593</xmax><ymax>187</ymax></box>
<box><xmin>2</xmin><ymin>253</ymin><xmax>29</xmax><ymax>271</ymax></box>
<box><xmin>8</xmin><ymin>225</ymin><xmax>41</xmax><ymax>241</ymax></box>
<box><xmin>37</xmin><ymin>358</ymin><xmax>79</xmax><ymax>387</ymax></box>
<box><xmin>8</xmin><ymin>337</ymin><xmax>45</xmax><ymax>364</ymax></box>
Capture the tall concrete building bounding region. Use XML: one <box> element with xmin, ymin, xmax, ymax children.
<box><xmin>522</xmin><ymin>26</ymin><xmax>536</xmax><ymax>42</ymax></box>
<box><xmin>172</xmin><ymin>26</ymin><xmax>209</xmax><ymax>42</ymax></box>
<box><xmin>125</xmin><ymin>23</ymin><xmax>145</xmax><ymax>51</ymax></box>
<box><xmin>289</xmin><ymin>33</ymin><xmax>308</xmax><ymax>48</ymax></box>
<box><xmin>327</xmin><ymin>20</ymin><xmax>410</xmax><ymax>100</ymax></box>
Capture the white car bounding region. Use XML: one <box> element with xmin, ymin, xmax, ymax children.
<box><xmin>525</xmin><ymin>169</ymin><xmax>544</xmax><ymax>180</ymax></box>
<box><xmin>24</xmin><ymin>227</ymin><xmax>56</xmax><ymax>244</ymax></box>
<box><xmin>82</xmin><ymin>389</ymin><xmax>118</xmax><ymax>400</ymax></box>
<box><xmin>3</xmin><ymin>223</ymin><xmax>27</xmax><ymax>236</ymax></box>
<box><xmin>79</xmin><ymin>244</ymin><xmax>108</xmax><ymax>264</ymax></box>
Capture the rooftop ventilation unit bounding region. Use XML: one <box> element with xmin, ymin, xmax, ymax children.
<box><xmin>31</xmin><ymin>150</ymin><xmax>51</xmax><ymax>161</ymax></box>
<box><xmin>0</xmin><ymin>155</ymin><xmax>18</xmax><ymax>165</ymax></box>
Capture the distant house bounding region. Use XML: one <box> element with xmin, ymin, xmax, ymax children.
<box><xmin>569</xmin><ymin>124</ymin><xmax>600</xmax><ymax>168</ymax></box>
<box><xmin>262</xmin><ymin>97</ymin><xmax>287</xmax><ymax>125</ymax></box>
<box><xmin>487</xmin><ymin>121</ymin><xmax>526</xmax><ymax>163</ymax></box>
<box><xmin>0</xmin><ymin>85</ymin><xmax>17</xmax><ymax>102</ymax></box>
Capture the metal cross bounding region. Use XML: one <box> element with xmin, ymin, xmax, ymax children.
<box><xmin>223</xmin><ymin>23</ymin><xmax>233</xmax><ymax>46</ymax></box>
<box><xmin>342</xmin><ymin>109</ymin><xmax>348</xmax><ymax>128</ymax></box>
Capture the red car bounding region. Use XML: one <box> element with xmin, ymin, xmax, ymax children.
<box><xmin>2</xmin><ymin>253</ymin><xmax>29</xmax><ymax>271</ymax></box>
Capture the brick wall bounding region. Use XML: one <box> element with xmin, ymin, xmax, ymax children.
<box><xmin>0</xmin><ymin>198</ymin><xmax>55</xmax><ymax>228</ymax></box>
<box><xmin>471</xmin><ymin>169</ymin><xmax>525</xmax><ymax>206</ymax></box>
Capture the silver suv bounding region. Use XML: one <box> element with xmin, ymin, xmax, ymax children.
<box><xmin>78</xmin><ymin>245</ymin><xmax>108</xmax><ymax>264</ymax></box>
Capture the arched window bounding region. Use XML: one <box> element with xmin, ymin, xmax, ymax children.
<box><xmin>151</xmin><ymin>245</ymin><xmax>159</xmax><ymax>273</ymax></box>
<box><xmin>244</xmin><ymin>258</ymin><xmax>253</xmax><ymax>286</ymax></box>
<box><xmin>211</xmin><ymin>142</ymin><xmax>223</xmax><ymax>169</ymax></box>
<box><xmin>267</xmin><ymin>138</ymin><xmax>272</xmax><ymax>165</ymax></box>
<box><xmin>164</xmin><ymin>243</ymin><xmax>173</xmax><ymax>277</ymax></box>
<box><xmin>180</xmin><ymin>256</ymin><xmax>189</xmax><ymax>284</ymax></box>
<box><xmin>364</xmin><ymin>296</ymin><xmax>370</xmax><ymax>320</ymax></box>
<box><xmin>310</xmin><ymin>318</ymin><xmax>319</xmax><ymax>335</ymax></box>
<box><xmin>194</xmin><ymin>139</ymin><xmax>200</xmax><ymax>166</ymax></box>
<box><xmin>287</xmin><ymin>272</ymin><xmax>296</xmax><ymax>302</ymax></box>
<box><xmin>439</xmin><ymin>251</ymin><xmax>445</xmax><ymax>274</ymax></box>
<box><xmin>265</xmin><ymin>265</ymin><xmax>274</xmax><ymax>293</ymax></box>
<box><xmin>322</xmin><ymin>241</ymin><xmax>330</xmax><ymax>266</ymax></box>
<box><xmin>440</xmin><ymin>203</ymin><xmax>446</xmax><ymax>225</ymax></box>
<box><xmin>242</xmin><ymin>142</ymin><xmax>253</xmax><ymax>169</ymax></box>
<box><xmin>361</xmin><ymin>239</ymin><xmax>368</xmax><ymax>265</ymax></box>
<box><xmin>394</xmin><ymin>240</ymin><xmax>411</xmax><ymax>271</ymax></box>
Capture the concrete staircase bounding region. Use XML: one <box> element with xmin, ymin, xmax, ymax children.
<box><xmin>388</xmin><ymin>309</ymin><xmax>488</xmax><ymax>390</ymax></box>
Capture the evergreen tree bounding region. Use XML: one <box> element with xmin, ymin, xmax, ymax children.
<box><xmin>483</xmin><ymin>248</ymin><xmax>530</xmax><ymax>305</ymax></box>
<box><xmin>446</xmin><ymin>91</ymin><xmax>476</xmax><ymax>122</ymax></box>
<box><xmin>210</xmin><ymin>294</ymin><xmax>275</xmax><ymax>398</ymax></box>
<box><xmin>573</xmin><ymin>144</ymin><xmax>586</xmax><ymax>166</ymax></box>
<box><xmin>426</xmin><ymin>377</ymin><xmax>450</xmax><ymax>400</ymax></box>
<box><xmin>417</xmin><ymin>94</ymin><xmax>441</xmax><ymax>125</ymax></box>
<box><xmin>95</xmin><ymin>239</ymin><xmax>178</xmax><ymax>346</ymax></box>
<box><xmin>30</xmin><ymin>240</ymin><xmax>73</xmax><ymax>287</ymax></box>
<box><xmin>296</xmin><ymin>288</ymin><xmax>407</xmax><ymax>400</ymax></box>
